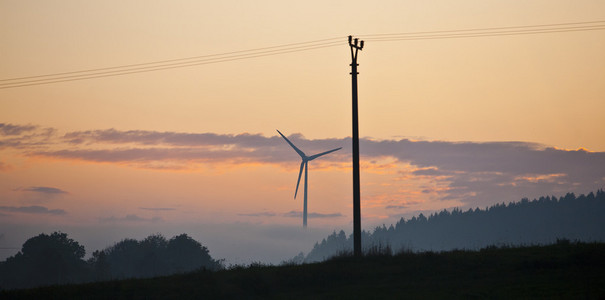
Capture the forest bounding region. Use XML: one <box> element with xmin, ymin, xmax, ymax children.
<box><xmin>0</xmin><ymin>232</ymin><xmax>222</xmax><ymax>290</ymax></box>
<box><xmin>304</xmin><ymin>190</ymin><xmax>605</xmax><ymax>262</ymax></box>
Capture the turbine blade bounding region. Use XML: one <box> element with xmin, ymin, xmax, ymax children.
<box><xmin>308</xmin><ymin>147</ymin><xmax>342</xmax><ymax>161</ymax></box>
<box><xmin>276</xmin><ymin>130</ymin><xmax>306</xmax><ymax>158</ymax></box>
<box><xmin>294</xmin><ymin>161</ymin><xmax>304</xmax><ymax>199</ymax></box>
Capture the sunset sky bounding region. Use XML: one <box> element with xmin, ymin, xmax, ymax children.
<box><xmin>1</xmin><ymin>1</ymin><xmax>605</xmax><ymax>264</ymax></box>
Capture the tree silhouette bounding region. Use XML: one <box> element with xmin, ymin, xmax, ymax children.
<box><xmin>89</xmin><ymin>250</ymin><xmax>110</xmax><ymax>281</ymax></box>
<box><xmin>0</xmin><ymin>232</ymin><xmax>89</xmax><ymax>289</ymax></box>
<box><xmin>167</xmin><ymin>234</ymin><xmax>220</xmax><ymax>273</ymax></box>
<box><xmin>98</xmin><ymin>233</ymin><xmax>222</xmax><ymax>280</ymax></box>
<box><xmin>1</xmin><ymin>232</ymin><xmax>222</xmax><ymax>290</ymax></box>
<box><xmin>137</xmin><ymin>234</ymin><xmax>169</xmax><ymax>277</ymax></box>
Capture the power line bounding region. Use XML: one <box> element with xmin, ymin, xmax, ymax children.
<box><xmin>359</xmin><ymin>20</ymin><xmax>605</xmax><ymax>39</ymax></box>
<box><xmin>361</xmin><ymin>24</ymin><xmax>605</xmax><ymax>42</ymax></box>
<box><xmin>2</xmin><ymin>20</ymin><xmax>604</xmax><ymax>89</ymax></box>
<box><xmin>0</xmin><ymin>41</ymin><xmax>343</xmax><ymax>89</ymax></box>
<box><xmin>0</xmin><ymin>37</ymin><xmax>343</xmax><ymax>83</ymax></box>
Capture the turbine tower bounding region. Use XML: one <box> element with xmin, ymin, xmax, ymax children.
<box><xmin>277</xmin><ymin>129</ymin><xmax>341</xmax><ymax>227</ymax></box>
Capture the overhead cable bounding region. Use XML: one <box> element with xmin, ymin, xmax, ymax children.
<box><xmin>1</xmin><ymin>20</ymin><xmax>604</xmax><ymax>89</ymax></box>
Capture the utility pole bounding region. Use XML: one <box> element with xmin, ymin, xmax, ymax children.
<box><xmin>348</xmin><ymin>35</ymin><xmax>363</xmax><ymax>257</ymax></box>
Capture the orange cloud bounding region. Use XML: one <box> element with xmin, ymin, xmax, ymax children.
<box><xmin>363</xmin><ymin>191</ymin><xmax>426</xmax><ymax>209</ymax></box>
<box><xmin>514</xmin><ymin>173</ymin><xmax>566</xmax><ymax>183</ymax></box>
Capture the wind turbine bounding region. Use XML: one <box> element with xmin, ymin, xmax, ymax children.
<box><xmin>277</xmin><ymin>129</ymin><xmax>341</xmax><ymax>228</ymax></box>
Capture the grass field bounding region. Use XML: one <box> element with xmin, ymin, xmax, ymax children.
<box><xmin>2</xmin><ymin>241</ymin><xmax>604</xmax><ymax>299</ymax></box>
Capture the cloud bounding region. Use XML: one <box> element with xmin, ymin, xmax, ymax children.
<box><xmin>0</xmin><ymin>123</ymin><xmax>37</xmax><ymax>136</ymax></box>
<box><xmin>139</xmin><ymin>207</ymin><xmax>176</xmax><ymax>211</ymax></box>
<box><xmin>22</xmin><ymin>126</ymin><xmax>603</xmax><ymax>178</ymax></box>
<box><xmin>239</xmin><ymin>210</ymin><xmax>344</xmax><ymax>219</ymax></box>
<box><xmin>32</xmin><ymin>132</ymin><xmax>348</xmax><ymax>166</ymax></box>
<box><xmin>308</xmin><ymin>212</ymin><xmax>344</xmax><ymax>218</ymax></box>
<box><xmin>385</xmin><ymin>205</ymin><xmax>408</xmax><ymax>210</ymax></box>
<box><xmin>9</xmin><ymin>127</ymin><xmax>346</xmax><ymax>166</ymax></box>
<box><xmin>0</xmin><ymin>123</ymin><xmax>55</xmax><ymax>150</ymax></box>
<box><xmin>15</xmin><ymin>186</ymin><xmax>68</xmax><ymax>195</ymax></box>
<box><xmin>238</xmin><ymin>211</ymin><xmax>277</xmax><ymax>217</ymax></box>
<box><xmin>364</xmin><ymin>140</ymin><xmax>605</xmax><ymax>180</ymax></box>
<box><xmin>359</xmin><ymin>139</ymin><xmax>605</xmax><ymax>206</ymax></box>
<box><xmin>412</xmin><ymin>167</ymin><xmax>450</xmax><ymax>176</ymax></box>
<box><xmin>0</xmin><ymin>205</ymin><xmax>66</xmax><ymax>215</ymax></box>
<box><xmin>99</xmin><ymin>214</ymin><xmax>162</xmax><ymax>223</ymax></box>
<box><xmin>282</xmin><ymin>211</ymin><xmax>344</xmax><ymax>219</ymax></box>
<box><xmin>34</xmin><ymin>148</ymin><xmax>278</xmax><ymax>165</ymax></box>
<box><xmin>64</xmin><ymin>129</ymin><xmax>274</xmax><ymax>147</ymax></box>
<box><xmin>4</xmin><ymin>124</ymin><xmax>605</xmax><ymax>208</ymax></box>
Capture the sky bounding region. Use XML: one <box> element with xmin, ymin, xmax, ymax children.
<box><xmin>1</xmin><ymin>1</ymin><xmax>605</xmax><ymax>264</ymax></box>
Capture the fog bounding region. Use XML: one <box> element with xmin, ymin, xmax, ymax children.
<box><xmin>0</xmin><ymin>222</ymin><xmax>336</xmax><ymax>265</ymax></box>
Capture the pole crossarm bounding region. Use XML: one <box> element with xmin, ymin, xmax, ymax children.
<box><xmin>348</xmin><ymin>35</ymin><xmax>364</xmax><ymax>61</ymax></box>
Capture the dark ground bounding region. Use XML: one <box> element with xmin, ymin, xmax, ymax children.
<box><xmin>2</xmin><ymin>241</ymin><xmax>604</xmax><ymax>299</ymax></box>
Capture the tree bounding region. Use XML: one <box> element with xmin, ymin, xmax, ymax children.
<box><xmin>100</xmin><ymin>233</ymin><xmax>222</xmax><ymax>279</ymax></box>
<box><xmin>137</xmin><ymin>234</ymin><xmax>169</xmax><ymax>276</ymax></box>
<box><xmin>103</xmin><ymin>238</ymin><xmax>141</xmax><ymax>278</ymax></box>
<box><xmin>167</xmin><ymin>234</ymin><xmax>220</xmax><ymax>272</ymax></box>
<box><xmin>0</xmin><ymin>231</ymin><xmax>224</xmax><ymax>289</ymax></box>
<box><xmin>89</xmin><ymin>250</ymin><xmax>110</xmax><ymax>281</ymax></box>
<box><xmin>0</xmin><ymin>232</ymin><xmax>88</xmax><ymax>289</ymax></box>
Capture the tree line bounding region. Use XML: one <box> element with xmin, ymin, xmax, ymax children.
<box><xmin>0</xmin><ymin>232</ymin><xmax>222</xmax><ymax>290</ymax></box>
<box><xmin>305</xmin><ymin>190</ymin><xmax>605</xmax><ymax>262</ymax></box>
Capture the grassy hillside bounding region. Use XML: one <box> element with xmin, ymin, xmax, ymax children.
<box><xmin>3</xmin><ymin>241</ymin><xmax>604</xmax><ymax>299</ymax></box>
